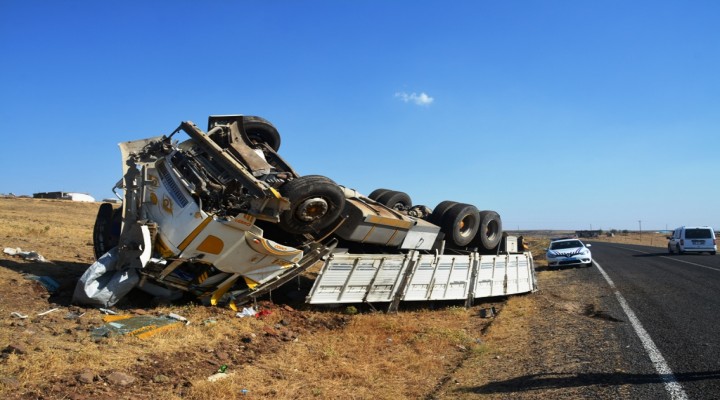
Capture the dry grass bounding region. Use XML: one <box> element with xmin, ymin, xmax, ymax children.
<box><xmin>588</xmin><ymin>232</ymin><xmax>669</xmax><ymax>248</ymax></box>
<box><xmin>0</xmin><ymin>197</ymin><xmax>502</xmax><ymax>399</ymax></box>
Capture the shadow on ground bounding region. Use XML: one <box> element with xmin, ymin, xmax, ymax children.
<box><xmin>0</xmin><ymin>258</ymin><xmax>88</xmax><ymax>306</ymax></box>
<box><xmin>455</xmin><ymin>370</ymin><xmax>720</xmax><ymax>394</ymax></box>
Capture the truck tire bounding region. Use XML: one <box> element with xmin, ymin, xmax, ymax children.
<box><xmin>279</xmin><ymin>175</ymin><xmax>345</xmax><ymax>235</ymax></box>
<box><xmin>93</xmin><ymin>203</ymin><xmax>122</xmax><ymax>259</ymax></box>
<box><xmin>441</xmin><ymin>203</ymin><xmax>480</xmax><ymax>247</ymax></box>
<box><xmin>368</xmin><ymin>189</ymin><xmax>391</xmax><ymax>201</ymax></box>
<box><xmin>301</xmin><ymin>175</ymin><xmax>337</xmax><ymax>184</ymax></box>
<box><xmin>244</xmin><ymin>116</ymin><xmax>281</xmax><ymax>152</ymax></box>
<box><xmin>474</xmin><ymin>210</ymin><xmax>503</xmax><ymax>251</ymax></box>
<box><xmin>376</xmin><ymin>190</ymin><xmax>412</xmax><ymax>210</ymax></box>
<box><xmin>429</xmin><ymin>200</ymin><xmax>458</xmax><ymax>226</ymax></box>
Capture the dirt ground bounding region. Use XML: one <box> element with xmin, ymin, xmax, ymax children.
<box><xmin>0</xmin><ymin>198</ymin><xmax>641</xmax><ymax>399</ymax></box>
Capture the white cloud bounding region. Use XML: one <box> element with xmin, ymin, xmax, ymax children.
<box><xmin>395</xmin><ymin>91</ymin><xmax>434</xmax><ymax>106</ymax></box>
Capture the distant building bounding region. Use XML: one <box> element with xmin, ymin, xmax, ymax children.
<box><xmin>576</xmin><ymin>230</ymin><xmax>601</xmax><ymax>238</ymax></box>
<box><xmin>33</xmin><ymin>191</ymin><xmax>96</xmax><ymax>202</ymax></box>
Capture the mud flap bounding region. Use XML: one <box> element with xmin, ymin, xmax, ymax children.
<box><xmin>72</xmin><ymin>248</ymin><xmax>140</xmax><ymax>307</ymax></box>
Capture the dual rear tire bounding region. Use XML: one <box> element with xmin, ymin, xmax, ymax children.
<box><xmin>430</xmin><ymin>201</ymin><xmax>502</xmax><ymax>250</ymax></box>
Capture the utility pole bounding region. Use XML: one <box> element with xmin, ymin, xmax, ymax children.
<box><xmin>638</xmin><ymin>220</ymin><xmax>642</xmax><ymax>236</ymax></box>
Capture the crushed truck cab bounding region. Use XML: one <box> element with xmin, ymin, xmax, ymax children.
<box><xmin>74</xmin><ymin>115</ymin><xmax>536</xmax><ymax>309</ymax></box>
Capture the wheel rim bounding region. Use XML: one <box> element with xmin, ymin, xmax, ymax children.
<box><xmin>458</xmin><ymin>214</ymin><xmax>479</xmax><ymax>239</ymax></box>
<box><xmin>485</xmin><ymin>220</ymin><xmax>499</xmax><ymax>241</ymax></box>
<box><xmin>295</xmin><ymin>197</ymin><xmax>329</xmax><ymax>222</ymax></box>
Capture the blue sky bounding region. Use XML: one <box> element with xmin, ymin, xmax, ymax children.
<box><xmin>1</xmin><ymin>1</ymin><xmax>718</xmax><ymax>230</ymax></box>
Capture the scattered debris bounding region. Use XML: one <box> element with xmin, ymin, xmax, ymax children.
<box><xmin>99</xmin><ymin>308</ymin><xmax>118</xmax><ymax>315</ymax></box>
<box><xmin>65</xmin><ymin>311</ymin><xmax>86</xmax><ymax>320</ymax></box>
<box><xmin>23</xmin><ymin>274</ymin><xmax>59</xmax><ymax>293</ymax></box>
<box><xmin>236</xmin><ymin>307</ymin><xmax>257</xmax><ymax>318</ymax></box>
<box><xmin>479</xmin><ymin>307</ymin><xmax>497</xmax><ymax>318</ymax></box>
<box><xmin>37</xmin><ymin>307</ymin><xmax>60</xmax><ymax>316</ymax></box>
<box><xmin>168</xmin><ymin>313</ymin><xmax>189</xmax><ymax>325</ymax></box>
<box><xmin>10</xmin><ymin>312</ymin><xmax>28</xmax><ymax>319</ymax></box>
<box><xmin>3</xmin><ymin>247</ymin><xmax>49</xmax><ymax>262</ymax></box>
<box><xmin>91</xmin><ymin>315</ymin><xmax>184</xmax><ymax>340</ymax></box>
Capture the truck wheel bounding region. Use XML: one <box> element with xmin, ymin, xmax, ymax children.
<box><xmin>376</xmin><ymin>190</ymin><xmax>412</xmax><ymax>210</ymax></box>
<box><xmin>301</xmin><ymin>175</ymin><xmax>337</xmax><ymax>184</ymax></box>
<box><xmin>441</xmin><ymin>203</ymin><xmax>480</xmax><ymax>247</ymax></box>
<box><xmin>244</xmin><ymin>116</ymin><xmax>281</xmax><ymax>152</ymax></box>
<box><xmin>475</xmin><ymin>210</ymin><xmax>503</xmax><ymax>251</ymax></box>
<box><xmin>368</xmin><ymin>189</ymin><xmax>391</xmax><ymax>201</ymax></box>
<box><xmin>279</xmin><ymin>176</ymin><xmax>345</xmax><ymax>234</ymax></box>
<box><xmin>429</xmin><ymin>200</ymin><xmax>458</xmax><ymax>226</ymax></box>
<box><xmin>667</xmin><ymin>244</ymin><xmax>674</xmax><ymax>254</ymax></box>
<box><xmin>93</xmin><ymin>203</ymin><xmax>122</xmax><ymax>259</ymax></box>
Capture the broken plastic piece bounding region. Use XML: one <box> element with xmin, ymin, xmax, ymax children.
<box><xmin>37</xmin><ymin>308</ymin><xmax>59</xmax><ymax>316</ymax></box>
<box><xmin>4</xmin><ymin>247</ymin><xmax>49</xmax><ymax>262</ymax></box>
<box><xmin>99</xmin><ymin>308</ymin><xmax>118</xmax><ymax>315</ymax></box>
<box><xmin>168</xmin><ymin>313</ymin><xmax>189</xmax><ymax>325</ymax></box>
<box><xmin>10</xmin><ymin>312</ymin><xmax>28</xmax><ymax>319</ymax></box>
<box><xmin>236</xmin><ymin>307</ymin><xmax>256</xmax><ymax>318</ymax></box>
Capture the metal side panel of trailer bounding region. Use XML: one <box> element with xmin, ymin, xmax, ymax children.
<box><xmin>306</xmin><ymin>251</ymin><xmax>536</xmax><ymax>307</ymax></box>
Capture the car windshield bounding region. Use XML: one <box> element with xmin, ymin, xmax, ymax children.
<box><xmin>685</xmin><ymin>229</ymin><xmax>713</xmax><ymax>239</ymax></box>
<box><xmin>550</xmin><ymin>240</ymin><xmax>583</xmax><ymax>250</ymax></box>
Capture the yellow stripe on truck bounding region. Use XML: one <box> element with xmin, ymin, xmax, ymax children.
<box><xmin>177</xmin><ymin>217</ymin><xmax>213</xmax><ymax>251</ymax></box>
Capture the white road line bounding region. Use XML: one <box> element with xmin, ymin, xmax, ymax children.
<box><xmin>618</xmin><ymin>246</ymin><xmax>720</xmax><ymax>272</ymax></box>
<box><xmin>593</xmin><ymin>259</ymin><xmax>689</xmax><ymax>400</ymax></box>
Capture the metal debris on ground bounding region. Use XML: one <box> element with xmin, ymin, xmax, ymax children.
<box><xmin>10</xmin><ymin>312</ymin><xmax>28</xmax><ymax>319</ymax></box>
<box><xmin>91</xmin><ymin>314</ymin><xmax>185</xmax><ymax>340</ymax></box>
<box><xmin>99</xmin><ymin>308</ymin><xmax>118</xmax><ymax>315</ymax></box>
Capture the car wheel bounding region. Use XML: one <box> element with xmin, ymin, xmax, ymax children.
<box><xmin>367</xmin><ymin>189</ymin><xmax>391</xmax><ymax>201</ymax></box>
<box><xmin>376</xmin><ymin>190</ymin><xmax>412</xmax><ymax>211</ymax></box>
<box><xmin>441</xmin><ymin>203</ymin><xmax>480</xmax><ymax>247</ymax></box>
<box><xmin>711</xmin><ymin>251</ymin><xmax>716</xmax><ymax>255</ymax></box>
<box><xmin>473</xmin><ymin>210</ymin><xmax>503</xmax><ymax>251</ymax></box>
<box><xmin>244</xmin><ymin>116</ymin><xmax>281</xmax><ymax>151</ymax></box>
<box><xmin>668</xmin><ymin>244</ymin><xmax>674</xmax><ymax>254</ymax></box>
<box><xmin>677</xmin><ymin>244</ymin><xmax>684</xmax><ymax>255</ymax></box>
<box><xmin>278</xmin><ymin>175</ymin><xmax>345</xmax><ymax>234</ymax></box>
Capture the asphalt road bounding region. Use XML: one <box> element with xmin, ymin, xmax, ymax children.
<box><xmin>588</xmin><ymin>241</ymin><xmax>720</xmax><ymax>400</ymax></box>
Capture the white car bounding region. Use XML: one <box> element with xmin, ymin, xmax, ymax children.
<box><xmin>667</xmin><ymin>226</ymin><xmax>716</xmax><ymax>255</ymax></box>
<box><xmin>546</xmin><ymin>238</ymin><xmax>592</xmax><ymax>268</ymax></box>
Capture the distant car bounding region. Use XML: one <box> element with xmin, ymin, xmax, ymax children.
<box><xmin>546</xmin><ymin>238</ymin><xmax>592</xmax><ymax>267</ymax></box>
<box><xmin>667</xmin><ymin>226</ymin><xmax>716</xmax><ymax>255</ymax></box>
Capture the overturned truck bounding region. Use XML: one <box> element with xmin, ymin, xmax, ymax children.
<box><xmin>74</xmin><ymin>115</ymin><xmax>537</xmax><ymax>310</ymax></box>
